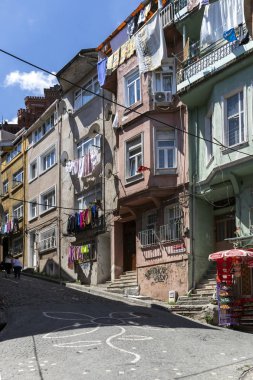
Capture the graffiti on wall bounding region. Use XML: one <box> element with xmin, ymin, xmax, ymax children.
<box><xmin>145</xmin><ymin>266</ymin><xmax>168</xmax><ymax>283</ymax></box>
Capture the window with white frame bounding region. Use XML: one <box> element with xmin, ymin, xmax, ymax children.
<box><xmin>77</xmin><ymin>187</ymin><xmax>102</xmax><ymax>210</ymax></box>
<box><xmin>13</xmin><ymin>237</ymin><xmax>23</xmax><ymax>255</ymax></box>
<box><xmin>77</xmin><ymin>135</ymin><xmax>101</xmax><ymax>159</ymax></box>
<box><xmin>41</xmin><ymin>147</ymin><xmax>56</xmax><ymax>172</ymax></box>
<box><xmin>32</xmin><ymin>114</ymin><xmax>55</xmax><ymax>144</ymax></box>
<box><xmin>3</xmin><ymin>180</ymin><xmax>8</xmax><ymax>194</ymax></box>
<box><xmin>12</xmin><ymin>169</ymin><xmax>23</xmax><ymax>187</ymax></box>
<box><xmin>138</xmin><ymin>210</ymin><xmax>158</xmax><ymax>246</ymax></box>
<box><xmin>74</xmin><ymin>75</ymin><xmax>100</xmax><ymax>111</ymax></box>
<box><xmin>39</xmin><ymin>228</ymin><xmax>56</xmax><ymax>252</ymax></box>
<box><xmin>154</xmin><ymin>72</ymin><xmax>172</xmax><ymax>92</ymax></box>
<box><xmin>29</xmin><ymin>199</ymin><xmax>37</xmax><ymax>220</ymax></box>
<box><xmin>126</xmin><ymin>135</ymin><xmax>143</xmax><ymax>180</ymax></box>
<box><xmin>205</xmin><ymin>113</ymin><xmax>213</xmax><ymax>162</ymax></box>
<box><xmin>29</xmin><ymin>160</ymin><xmax>37</xmax><ymax>181</ymax></box>
<box><xmin>13</xmin><ymin>203</ymin><xmax>23</xmax><ymax>219</ymax></box>
<box><xmin>40</xmin><ymin>187</ymin><xmax>56</xmax><ymax>213</ymax></box>
<box><xmin>6</xmin><ymin>142</ymin><xmax>21</xmax><ymax>163</ymax></box>
<box><xmin>125</xmin><ymin>70</ymin><xmax>141</xmax><ymax>106</ymax></box>
<box><xmin>156</xmin><ymin>130</ymin><xmax>176</xmax><ymax>169</ymax></box>
<box><xmin>162</xmin><ymin>204</ymin><xmax>182</xmax><ymax>241</ymax></box>
<box><xmin>224</xmin><ymin>91</ymin><xmax>245</xmax><ymax>147</ymax></box>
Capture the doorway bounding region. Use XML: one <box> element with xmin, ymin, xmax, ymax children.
<box><xmin>3</xmin><ymin>237</ymin><xmax>8</xmax><ymax>259</ymax></box>
<box><xmin>123</xmin><ymin>221</ymin><xmax>136</xmax><ymax>272</ymax></box>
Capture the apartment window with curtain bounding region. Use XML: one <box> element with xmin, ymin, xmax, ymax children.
<box><xmin>29</xmin><ymin>199</ymin><xmax>37</xmax><ymax>220</ymax></box>
<box><xmin>224</xmin><ymin>90</ymin><xmax>245</xmax><ymax>147</ymax></box>
<box><xmin>125</xmin><ymin>70</ymin><xmax>141</xmax><ymax>106</ymax></box>
<box><xmin>41</xmin><ymin>147</ymin><xmax>56</xmax><ymax>172</ymax></box>
<box><xmin>12</xmin><ymin>169</ymin><xmax>24</xmax><ymax>188</ymax></box>
<box><xmin>162</xmin><ymin>204</ymin><xmax>182</xmax><ymax>241</ymax></box>
<box><xmin>74</xmin><ymin>75</ymin><xmax>100</xmax><ymax>111</ymax></box>
<box><xmin>156</xmin><ymin>130</ymin><xmax>176</xmax><ymax>170</ymax></box>
<box><xmin>13</xmin><ymin>203</ymin><xmax>23</xmax><ymax>219</ymax></box>
<box><xmin>125</xmin><ymin>135</ymin><xmax>143</xmax><ymax>181</ymax></box>
<box><xmin>40</xmin><ymin>187</ymin><xmax>56</xmax><ymax>214</ymax></box>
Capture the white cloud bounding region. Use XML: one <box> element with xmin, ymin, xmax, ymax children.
<box><xmin>7</xmin><ymin>116</ymin><xmax>18</xmax><ymax>124</ymax></box>
<box><xmin>4</xmin><ymin>70</ymin><xmax>57</xmax><ymax>95</ymax></box>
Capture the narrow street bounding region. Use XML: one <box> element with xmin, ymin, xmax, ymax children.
<box><xmin>0</xmin><ymin>275</ymin><xmax>253</xmax><ymax>380</ymax></box>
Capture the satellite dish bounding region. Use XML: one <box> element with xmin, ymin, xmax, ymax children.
<box><xmin>60</xmin><ymin>151</ymin><xmax>69</xmax><ymax>166</ymax></box>
<box><xmin>104</xmin><ymin>103</ymin><xmax>112</xmax><ymax>121</ymax></box>
<box><xmin>58</xmin><ymin>99</ymin><xmax>67</xmax><ymax>115</ymax></box>
<box><xmin>104</xmin><ymin>162</ymin><xmax>113</xmax><ymax>179</ymax></box>
<box><xmin>88</xmin><ymin>123</ymin><xmax>101</xmax><ymax>137</ymax></box>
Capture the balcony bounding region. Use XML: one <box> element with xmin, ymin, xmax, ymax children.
<box><xmin>138</xmin><ymin>222</ymin><xmax>182</xmax><ymax>248</ymax></box>
<box><xmin>161</xmin><ymin>0</ymin><xmax>188</xmax><ymax>28</ymax></box>
<box><xmin>177</xmin><ymin>29</ymin><xmax>253</xmax><ymax>91</ymax></box>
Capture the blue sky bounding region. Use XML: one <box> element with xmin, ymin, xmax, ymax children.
<box><xmin>0</xmin><ymin>0</ymin><xmax>141</xmax><ymax>122</ymax></box>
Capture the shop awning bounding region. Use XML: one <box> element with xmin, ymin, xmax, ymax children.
<box><xmin>209</xmin><ymin>248</ymin><xmax>253</xmax><ymax>261</ymax></box>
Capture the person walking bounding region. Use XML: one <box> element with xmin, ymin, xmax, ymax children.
<box><xmin>12</xmin><ymin>258</ymin><xmax>22</xmax><ymax>279</ymax></box>
<box><xmin>4</xmin><ymin>255</ymin><xmax>12</xmax><ymax>278</ymax></box>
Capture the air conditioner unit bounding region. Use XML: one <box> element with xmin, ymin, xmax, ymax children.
<box><xmin>153</xmin><ymin>91</ymin><xmax>172</xmax><ymax>106</ymax></box>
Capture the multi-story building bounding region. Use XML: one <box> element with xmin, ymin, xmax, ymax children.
<box><xmin>56</xmin><ymin>49</ymin><xmax>116</xmax><ymax>284</ymax></box>
<box><xmin>99</xmin><ymin>0</ymin><xmax>190</xmax><ymax>301</ymax></box>
<box><xmin>174</xmin><ymin>0</ymin><xmax>253</xmax><ymax>295</ymax></box>
<box><xmin>0</xmin><ymin>87</ymin><xmax>60</xmax><ymax>266</ymax></box>
<box><xmin>24</xmin><ymin>100</ymin><xmax>60</xmax><ymax>276</ymax></box>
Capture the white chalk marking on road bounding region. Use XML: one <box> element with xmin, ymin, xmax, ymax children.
<box><xmin>240</xmin><ymin>356</ymin><xmax>246</xmax><ymax>359</ymax></box>
<box><xmin>28</xmin><ymin>361</ymin><xmax>34</xmax><ymax>363</ymax></box>
<box><xmin>118</xmin><ymin>335</ymin><xmax>152</xmax><ymax>341</ymax></box>
<box><xmin>18</xmin><ymin>369</ymin><xmax>24</xmax><ymax>372</ymax></box>
<box><xmin>176</xmin><ymin>373</ymin><xmax>182</xmax><ymax>376</ymax></box>
<box><xmin>28</xmin><ymin>365</ymin><xmax>34</xmax><ymax>368</ymax></box>
<box><xmin>154</xmin><ymin>368</ymin><xmax>159</xmax><ymax>371</ymax></box>
<box><xmin>130</xmin><ymin>368</ymin><xmax>136</xmax><ymax>371</ymax></box>
<box><xmin>30</xmin><ymin>369</ymin><xmax>36</xmax><ymax>371</ymax></box>
<box><xmin>106</xmin><ymin>326</ymin><xmax>141</xmax><ymax>364</ymax></box>
<box><xmin>232</xmin><ymin>358</ymin><xmax>238</xmax><ymax>361</ymax></box>
<box><xmin>220</xmin><ymin>352</ymin><xmax>225</xmax><ymax>355</ymax></box>
<box><xmin>105</xmin><ymin>369</ymin><xmax>111</xmax><ymax>372</ymax></box>
<box><xmin>40</xmin><ymin>364</ymin><xmax>45</xmax><ymax>367</ymax></box>
<box><xmin>77</xmin><ymin>351</ymin><xmax>83</xmax><ymax>353</ymax></box>
<box><xmin>43</xmin><ymin>360</ymin><xmax>48</xmax><ymax>363</ymax></box>
<box><xmin>54</xmin><ymin>340</ymin><xmax>102</xmax><ymax>348</ymax></box>
<box><xmin>43</xmin><ymin>324</ymin><xmax>99</xmax><ymax>339</ymax></box>
<box><xmin>43</xmin><ymin>311</ymin><xmax>93</xmax><ymax>321</ymax></box>
<box><xmin>51</xmin><ymin>363</ymin><xmax>57</xmax><ymax>366</ymax></box>
<box><xmin>83</xmin><ymin>371</ymin><xmax>88</xmax><ymax>375</ymax></box>
<box><xmin>211</xmin><ymin>372</ymin><xmax>217</xmax><ymax>375</ymax></box>
<box><xmin>2</xmin><ymin>278</ymin><xmax>18</xmax><ymax>284</ymax></box>
<box><xmin>18</xmin><ymin>363</ymin><xmax>23</xmax><ymax>365</ymax></box>
<box><xmin>173</xmin><ymin>368</ymin><xmax>178</xmax><ymax>371</ymax></box>
<box><xmin>119</xmin><ymin>371</ymin><xmax>125</xmax><ymax>374</ymax></box>
<box><xmin>162</xmin><ymin>350</ymin><xmax>167</xmax><ymax>353</ymax></box>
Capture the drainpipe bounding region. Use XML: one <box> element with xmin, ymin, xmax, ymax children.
<box><xmin>102</xmin><ymin>90</ymin><xmax>106</xmax><ymax>230</ymax></box>
<box><xmin>57</xmin><ymin>101</ymin><xmax>62</xmax><ymax>283</ymax></box>
<box><xmin>22</xmin><ymin>135</ymin><xmax>26</xmax><ymax>268</ymax></box>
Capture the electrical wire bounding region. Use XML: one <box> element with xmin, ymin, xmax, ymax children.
<box><xmin>0</xmin><ymin>48</ymin><xmax>253</xmax><ymax>159</ymax></box>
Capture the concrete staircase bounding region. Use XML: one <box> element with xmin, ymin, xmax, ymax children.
<box><xmin>106</xmin><ymin>271</ymin><xmax>139</xmax><ymax>296</ymax></box>
<box><xmin>170</xmin><ymin>268</ymin><xmax>217</xmax><ymax>320</ymax></box>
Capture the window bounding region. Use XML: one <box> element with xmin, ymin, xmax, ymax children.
<box><xmin>29</xmin><ymin>199</ymin><xmax>37</xmax><ymax>220</ymax></box>
<box><xmin>126</xmin><ymin>135</ymin><xmax>143</xmax><ymax>180</ymax></box>
<box><xmin>4</xmin><ymin>212</ymin><xmax>9</xmax><ymax>224</ymax></box>
<box><xmin>6</xmin><ymin>143</ymin><xmax>21</xmax><ymax>163</ymax></box>
<box><xmin>29</xmin><ymin>160</ymin><xmax>37</xmax><ymax>181</ymax></box>
<box><xmin>33</xmin><ymin>114</ymin><xmax>55</xmax><ymax>144</ymax></box>
<box><xmin>74</xmin><ymin>75</ymin><xmax>100</xmax><ymax>111</ymax></box>
<box><xmin>77</xmin><ymin>187</ymin><xmax>102</xmax><ymax>210</ymax></box>
<box><xmin>40</xmin><ymin>228</ymin><xmax>56</xmax><ymax>252</ymax></box>
<box><xmin>77</xmin><ymin>135</ymin><xmax>101</xmax><ymax>159</ymax></box>
<box><xmin>13</xmin><ymin>237</ymin><xmax>23</xmax><ymax>256</ymax></box>
<box><xmin>126</xmin><ymin>70</ymin><xmax>141</xmax><ymax>106</ymax></box>
<box><xmin>205</xmin><ymin>114</ymin><xmax>213</xmax><ymax>162</ymax></box>
<box><xmin>225</xmin><ymin>91</ymin><xmax>245</xmax><ymax>147</ymax></box>
<box><xmin>162</xmin><ymin>204</ymin><xmax>182</xmax><ymax>241</ymax></box>
<box><xmin>215</xmin><ymin>214</ymin><xmax>236</xmax><ymax>242</ymax></box>
<box><xmin>40</xmin><ymin>188</ymin><xmax>56</xmax><ymax>213</ymax></box>
<box><xmin>156</xmin><ymin>130</ymin><xmax>176</xmax><ymax>169</ymax></box>
<box><xmin>154</xmin><ymin>72</ymin><xmax>172</xmax><ymax>92</ymax></box>
<box><xmin>3</xmin><ymin>180</ymin><xmax>8</xmax><ymax>194</ymax></box>
<box><xmin>41</xmin><ymin>148</ymin><xmax>56</xmax><ymax>172</ymax></box>
<box><xmin>13</xmin><ymin>203</ymin><xmax>23</xmax><ymax>219</ymax></box>
<box><xmin>12</xmin><ymin>170</ymin><xmax>24</xmax><ymax>187</ymax></box>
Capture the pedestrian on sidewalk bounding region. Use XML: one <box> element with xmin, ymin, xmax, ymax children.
<box><xmin>4</xmin><ymin>255</ymin><xmax>13</xmax><ymax>278</ymax></box>
<box><xmin>12</xmin><ymin>258</ymin><xmax>22</xmax><ymax>279</ymax></box>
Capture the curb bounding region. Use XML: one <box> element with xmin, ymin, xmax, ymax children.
<box><xmin>0</xmin><ymin>309</ymin><xmax>7</xmax><ymax>331</ymax></box>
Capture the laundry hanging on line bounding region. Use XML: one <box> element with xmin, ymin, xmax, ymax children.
<box><xmin>67</xmin><ymin>204</ymin><xmax>100</xmax><ymax>234</ymax></box>
<box><xmin>65</xmin><ymin>147</ymin><xmax>101</xmax><ymax>178</ymax></box>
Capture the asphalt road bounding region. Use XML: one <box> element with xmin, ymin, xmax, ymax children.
<box><xmin>0</xmin><ymin>274</ymin><xmax>253</xmax><ymax>380</ymax></box>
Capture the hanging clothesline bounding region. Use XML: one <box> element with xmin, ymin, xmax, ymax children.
<box><xmin>65</xmin><ymin>147</ymin><xmax>101</xmax><ymax>178</ymax></box>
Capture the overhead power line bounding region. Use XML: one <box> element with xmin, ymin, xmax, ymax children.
<box><xmin>0</xmin><ymin>48</ymin><xmax>253</xmax><ymax>159</ymax></box>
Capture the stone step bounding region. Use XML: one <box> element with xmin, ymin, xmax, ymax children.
<box><xmin>199</xmin><ymin>279</ymin><xmax>217</xmax><ymax>286</ymax></box>
<box><xmin>196</xmin><ymin>284</ymin><xmax>216</xmax><ymax>290</ymax></box>
<box><xmin>113</xmin><ymin>278</ymin><xmax>137</xmax><ymax>284</ymax></box>
<box><xmin>179</xmin><ymin>296</ymin><xmax>211</xmax><ymax>302</ymax></box>
<box><xmin>172</xmin><ymin>310</ymin><xmax>204</xmax><ymax>317</ymax></box>
<box><xmin>177</xmin><ymin>299</ymin><xmax>211</xmax><ymax>306</ymax></box>
<box><xmin>170</xmin><ymin>305</ymin><xmax>203</xmax><ymax>312</ymax></box>
<box><xmin>123</xmin><ymin>271</ymin><xmax>137</xmax><ymax>276</ymax></box>
<box><xmin>118</xmin><ymin>276</ymin><xmax>137</xmax><ymax>282</ymax></box>
<box><xmin>192</xmin><ymin>289</ymin><xmax>214</xmax><ymax>297</ymax></box>
<box><xmin>107</xmin><ymin>283</ymin><xmax>138</xmax><ymax>289</ymax></box>
<box><xmin>107</xmin><ymin>288</ymin><xmax>124</xmax><ymax>294</ymax></box>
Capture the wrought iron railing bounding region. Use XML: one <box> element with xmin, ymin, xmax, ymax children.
<box><xmin>40</xmin><ymin>236</ymin><xmax>56</xmax><ymax>252</ymax></box>
<box><xmin>161</xmin><ymin>0</ymin><xmax>188</xmax><ymax>28</ymax></box>
<box><xmin>177</xmin><ymin>39</ymin><xmax>241</xmax><ymax>84</ymax></box>
<box><xmin>138</xmin><ymin>223</ymin><xmax>182</xmax><ymax>247</ymax></box>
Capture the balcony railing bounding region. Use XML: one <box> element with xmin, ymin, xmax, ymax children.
<box><xmin>161</xmin><ymin>0</ymin><xmax>188</xmax><ymax>28</ymax></box>
<box><xmin>39</xmin><ymin>236</ymin><xmax>56</xmax><ymax>252</ymax></box>
<box><xmin>138</xmin><ymin>222</ymin><xmax>182</xmax><ymax>248</ymax></box>
<box><xmin>177</xmin><ymin>36</ymin><xmax>246</xmax><ymax>85</ymax></box>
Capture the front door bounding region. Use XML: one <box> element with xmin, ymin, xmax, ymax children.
<box><xmin>123</xmin><ymin>221</ymin><xmax>136</xmax><ymax>272</ymax></box>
